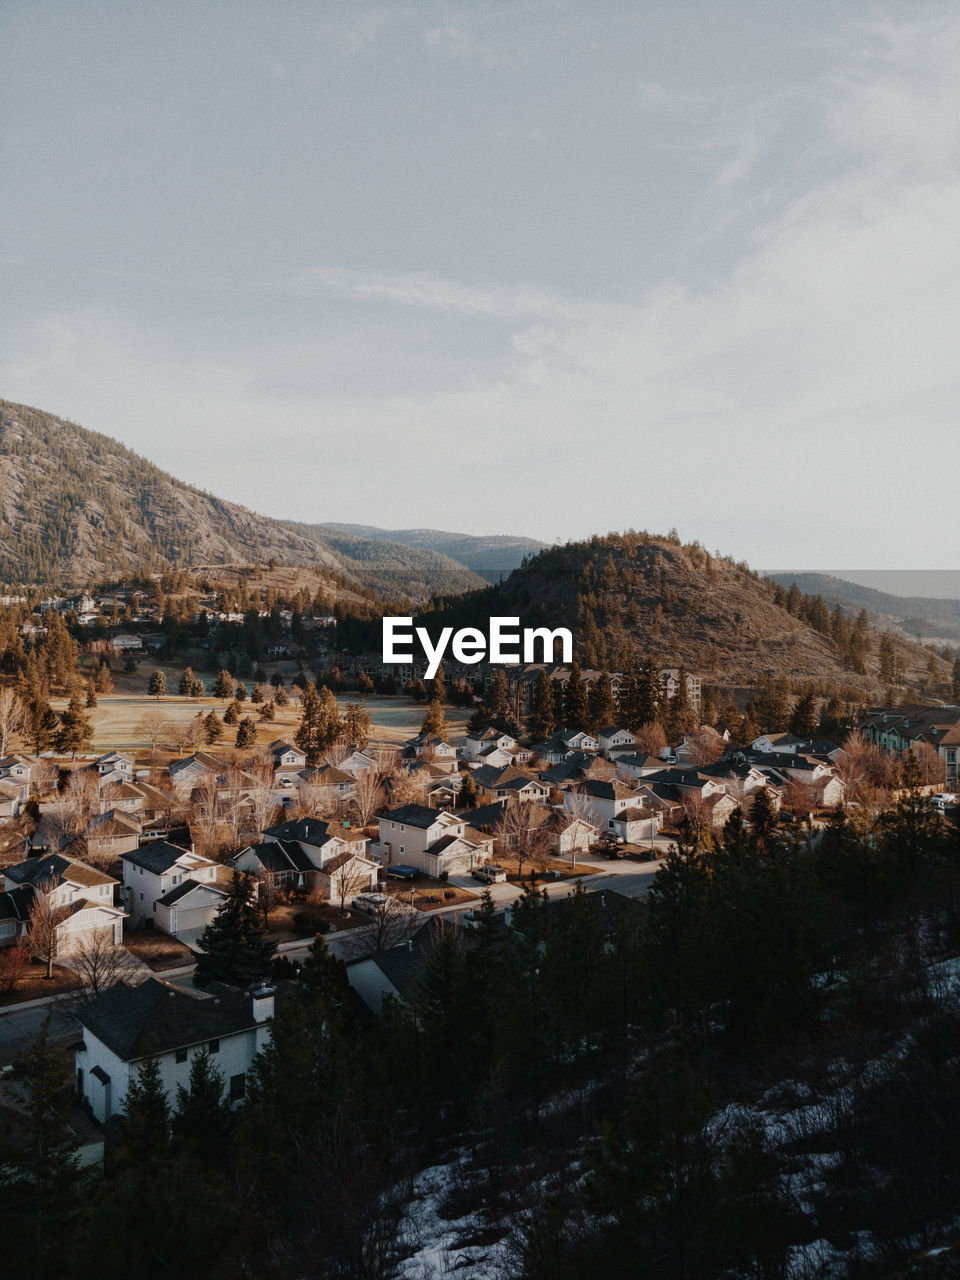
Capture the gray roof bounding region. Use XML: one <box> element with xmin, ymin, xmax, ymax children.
<box><xmin>262</xmin><ymin>817</ymin><xmax>344</xmax><ymax>846</ymax></box>
<box><xmin>121</xmin><ymin>841</ymin><xmax>192</xmax><ymax>874</ymax></box>
<box><xmin>381</xmin><ymin>804</ymin><xmax>449</xmax><ymax>830</ymax></box>
<box><xmin>75</xmin><ymin>978</ymin><xmax>266</xmax><ymax>1062</ymax></box>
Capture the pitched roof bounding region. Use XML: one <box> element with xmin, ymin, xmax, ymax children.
<box><xmin>156</xmin><ymin>878</ymin><xmax>229</xmax><ymax>908</ymax></box>
<box><xmin>120</xmin><ymin>841</ymin><xmax>200</xmax><ymax>875</ymax></box>
<box><xmin>236</xmin><ymin>839</ymin><xmax>315</xmax><ymax>875</ymax></box>
<box><xmin>75</xmin><ymin>978</ymin><xmax>266</xmax><ymax>1061</ymax></box>
<box><xmin>4</xmin><ymin>853</ymin><xmax>116</xmax><ymax>889</ymax></box>
<box><xmin>381</xmin><ymin>804</ymin><xmax>454</xmax><ymax>830</ymax></box>
<box><xmin>262</xmin><ymin>816</ymin><xmax>355</xmax><ymax>845</ymax></box>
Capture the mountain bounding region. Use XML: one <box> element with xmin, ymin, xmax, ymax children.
<box><xmin>315</xmin><ymin>522</ymin><xmax>547</xmax><ymax>581</ymax></box>
<box><xmin>765</xmin><ymin>572</ymin><xmax>960</xmax><ymax>644</ymax></box>
<box><xmin>0</xmin><ymin>400</ymin><xmax>352</xmax><ymax>586</ymax></box>
<box><xmin>421</xmin><ymin>532</ymin><xmax>952</xmax><ymax>694</ymax></box>
<box><xmin>281</xmin><ymin>521</ymin><xmax>487</xmax><ymax>599</ymax></box>
<box><xmin>0</xmin><ymin>400</ymin><xmax>482</xmax><ymax>599</ymax></box>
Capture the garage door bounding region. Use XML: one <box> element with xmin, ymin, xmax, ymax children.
<box><xmin>173</xmin><ymin>904</ymin><xmax>219</xmax><ymax>932</ymax></box>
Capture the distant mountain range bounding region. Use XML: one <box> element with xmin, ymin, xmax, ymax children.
<box><xmin>765</xmin><ymin>572</ymin><xmax>960</xmax><ymax>644</ymax></box>
<box><xmin>314</xmin><ymin>523</ymin><xmax>547</xmax><ymax>581</ymax></box>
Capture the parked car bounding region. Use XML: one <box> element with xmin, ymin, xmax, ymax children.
<box><xmin>931</xmin><ymin>793</ymin><xmax>958</xmax><ymax>810</ymax></box>
<box><xmin>471</xmin><ymin>863</ymin><xmax>507</xmax><ymax>884</ymax></box>
<box><xmin>385</xmin><ymin>864</ymin><xmax>419</xmax><ymax>881</ymax></box>
<box><xmin>351</xmin><ymin>892</ymin><xmax>390</xmax><ymax>916</ymax></box>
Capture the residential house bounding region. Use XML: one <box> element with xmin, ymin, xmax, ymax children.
<box><xmin>597</xmin><ymin>726</ymin><xmax>637</xmax><ymax>756</ymax></box>
<box><xmin>863</xmin><ymin>704</ymin><xmax>960</xmax><ymax>787</ymax></box>
<box><xmin>1</xmin><ymin>854</ymin><xmax>125</xmax><ymax>950</ymax></box>
<box><xmin>471</xmin><ymin>764</ymin><xmax>550</xmax><ymax>805</ymax></box>
<box><xmin>75</xmin><ymin>979</ymin><xmax>276</xmax><ymax>1123</ymax></box>
<box><xmin>378</xmin><ymin>805</ymin><xmax>493</xmax><ymax>877</ymax></box>
<box><xmin>461</xmin><ymin>728</ymin><xmax>519</xmax><ymax>763</ymax></box>
<box><xmin>120</xmin><ymin>842</ymin><xmax>223</xmax><ymax>934</ymax></box>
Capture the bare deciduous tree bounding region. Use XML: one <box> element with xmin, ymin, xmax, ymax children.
<box><xmin>0</xmin><ymin>687</ymin><xmax>27</xmax><ymax>757</ymax></box>
<box><xmin>26</xmin><ymin>879</ymin><xmax>68</xmax><ymax>979</ymax></box>
<box><xmin>136</xmin><ymin>707</ymin><xmax>170</xmax><ymax>755</ymax></box>
<box><xmin>70</xmin><ymin>928</ymin><xmax>141</xmax><ymax>999</ymax></box>
<box><xmin>350</xmin><ymin>769</ymin><xmax>385</xmax><ymax>828</ymax></box>
<box><xmin>634</xmin><ymin>720</ymin><xmax>668</xmax><ymax>757</ymax></box>
<box><xmin>388</xmin><ymin>769</ymin><xmax>429</xmax><ymax>809</ymax></box>
<box><xmin>495</xmin><ymin>800</ymin><xmax>543</xmax><ymax>879</ymax></box>
<box><xmin>329</xmin><ymin>855</ymin><xmax>374</xmax><ymax>916</ymax></box>
<box><xmin>361</xmin><ymin>891</ymin><xmax>419</xmax><ymax>955</ymax></box>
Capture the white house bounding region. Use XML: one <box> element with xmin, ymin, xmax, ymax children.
<box><xmin>1</xmin><ymin>854</ymin><xmax>125</xmax><ymax>951</ymax></box>
<box><xmin>75</xmin><ymin>978</ymin><xmax>276</xmax><ymax>1123</ymax></box>
<box><xmin>461</xmin><ymin>728</ymin><xmax>519</xmax><ymax>763</ymax></box>
<box><xmin>120</xmin><ymin>842</ymin><xmax>223</xmax><ymax>934</ymax></box>
<box><xmin>597</xmin><ymin>726</ymin><xmax>637</xmax><ymax>756</ymax></box>
<box><xmin>378</xmin><ymin>805</ymin><xmax>493</xmax><ymax>877</ymax></box>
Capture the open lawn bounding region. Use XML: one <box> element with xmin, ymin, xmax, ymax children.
<box><xmin>0</xmin><ymin>962</ymin><xmax>77</xmax><ymax>1008</ymax></box>
<box><xmin>383</xmin><ymin>877</ymin><xmax>479</xmax><ymax>912</ymax></box>
<box><xmin>50</xmin><ymin>682</ymin><xmax>470</xmax><ymax>766</ymax></box>
<box><xmin>497</xmin><ymin>855</ymin><xmax>600</xmax><ymax>884</ymax></box>
<box><xmin>123</xmin><ymin>927</ymin><xmax>195</xmax><ymax>971</ymax></box>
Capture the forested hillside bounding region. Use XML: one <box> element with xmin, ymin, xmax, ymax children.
<box><xmin>420</xmin><ymin>532</ymin><xmax>953</xmax><ymax>698</ymax></box>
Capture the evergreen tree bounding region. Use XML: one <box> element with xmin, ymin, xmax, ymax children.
<box><xmin>213</xmin><ymin>669</ymin><xmax>234</xmax><ymax>699</ymax></box>
<box><xmin>122</xmin><ymin>1056</ymin><xmax>170</xmax><ymax>1156</ymax></box>
<box><xmin>223</xmin><ymin>698</ymin><xmax>241</xmax><ymax>725</ymax></box>
<box><xmin>148</xmin><ymin>669</ymin><xmax>167</xmax><ymax>699</ymax></box>
<box><xmin>587</xmin><ymin>671</ymin><xmax>616</xmax><ymax>733</ymax></box>
<box><xmin>85</xmin><ymin>678</ymin><xmax>97</xmax><ymax>708</ymax></box>
<box><xmin>563</xmin><ymin>662</ymin><xmax>589</xmax><ymax>730</ymax></box>
<box><xmin>193</xmin><ymin>872</ymin><xmax>276</xmax><ymax>988</ymax></box>
<box><xmin>235</xmin><ymin>716</ymin><xmax>257</xmax><ymax>749</ymax></box>
<box><xmin>342</xmin><ymin>700</ymin><xmax>371</xmax><ymax>748</ymax></box>
<box><xmin>527</xmin><ymin>668</ymin><xmax>556</xmax><ymax>742</ymax></box>
<box><xmin>429</xmin><ymin>660</ymin><xmax>447</xmax><ymax>704</ymax></box>
<box><xmin>178</xmin><ymin>666</ymin><xmax>195</xmax><ymax>697</ymax></box>
<box><xmin>420</xmin><ymin>698</ymin><xmax>448</xmax><ymax>738</ymax></box>
<box><xmin>789</xmin><ymin>688</ymin><xmax>818</xmax><ymax>738</ymax></box>
<box><xmin>458</xmin><ymin>771</ymin><xmax>478</xmax><ymax>808</ymax></box>
<box><xmin>274</xmin><ymin>684</ymin><xmax>290</xmax><ymax>708</ymax></box>
<box><xmin>172</xmin><ymin>1046</ymin><xmax>231</xmax><ymax>1152</ymax></box>
<box><xmin>235</xmin><ymin>682</ymin><xmax>247</xmax><ymax>702</ymax></box>
<box><xmin>294</xmin><ymin>683</ymin><xmax>341</xmax><ymax>763</ymax></box>
<box><xmin>55</xmin><ymin>693</ymin><xmax>93</xmax><ymax>757</ymax></box>
<box><xmin>203</xmin><ymin>709</ymin><xmax>223</xmax><ymax>745</ymax></box>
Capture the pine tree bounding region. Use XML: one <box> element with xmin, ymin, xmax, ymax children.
<box><xmin>235</xmin><ymin>716</ymin><xmax>257</xmax><ymax>749</ymax></box>
<box><xmin>563</xmin><ymin>662</ymin><xmax>589</xmax><ymax>730</ymax></box>
<box><xmin>789</xmin><ymin>689</ymin><xmax>818</xmax><ymax>738</ymax></box>
<box><xmin>85</xmin><ymin>678</ymin><xmax>97</xmax><ymax>708</ymax></box>
<box><xmin>342</xmin><ymin>700</ymin><xmax>371</xmax><ymax>747</ymax></box>
<box><xmin>193</xmin><ymin>872</ymin><xmax>276</xmax><ymax>988</ymax></box>
<box><xmin>420</xmin><ymin>698</ymin><xmax>447</xmax><ymax>738</ymax></box>
<box><xmin>178</xmin><ymin>666</ymin><xmax>196</xmax><ymax>697</ymax></box>
<box><xmin>148</xmin><ymin>669</ymin><xmax>167</xmax><ymax>699</ymax></box>
<box><xmin>55</xmin><ymin>694</ymin><xmax>93</xmax><ymax>757</ymax></box>
<box><xmin>429</xmin><ymin>660</ymin><xmax>447</xmax><ymax>705</ymax></box>
<box><xmin>213</xmin><ymin>669</ymin><xmax>234</xmax><ymax>699</ymax></box>
<box><xmin>251</xmin><ymin>684</ymin><xmax>264</xmax><ymax>704</ymax></box>
<box><xmin>122</xmin><ymin>1055</ymin><xmax>170</xmax><ymax>1156</ymax></box>
<box><xmin>587</xmin><ymin>672</ymin><xmax>616</xmax><ymax>733</ymax></box>
<box><xmin>203</xmin><ymin>709</ymin><xmax>223</xmax><ymax>745</ymax></box>
<box><xmin>527</xmin><ymin>668</ymin><xmax>557</xmax><ymax>742</ymax></box>
<box><xmin>275</xmin><ymin>684</ymin><xmax>290</xmax><ymax>708</ymax></box>
<box><xmin>223</xmin><ymin>698</ymin><xmax>241</xmax><ymax>725</ymax></box>
<box><xmin>234</xmin><ymin>682</ymin><xmax>247</xmax><ymax>702</ymax></box>
<box><xmin>173</xmin><ymin>1046</ymin><xmax>231</xmax><ymax>1152</ymax></box>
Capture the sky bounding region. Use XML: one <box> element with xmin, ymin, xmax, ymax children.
<box><xmin>1</xmin><ymin>1</ymin><xmax>959</xmax><ymax>569</ymax></box>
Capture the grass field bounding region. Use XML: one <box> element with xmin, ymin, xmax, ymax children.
<box><xmin>52</xmin><ymin>665</ymin><xmax>471</xmax><ymax>765</ymax></box>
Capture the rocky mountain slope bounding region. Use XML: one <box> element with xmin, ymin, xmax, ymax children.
<box><xmin>0</xmin><ymin>400</ymin><xmax>347</xmax><ymax>586</ymax></box>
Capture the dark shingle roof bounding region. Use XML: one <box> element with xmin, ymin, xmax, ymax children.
<box><xmin>381</xmin><ymin>804</ymin><xmax>448</xmax><ymax>830</ymax></box>
<box><xmin>120</xmin><ymin>841</ymin><xmax>193</xmax><ymax>874</ymax></box>
<box><xmin>262</xmin><ymin>817</ymin><xmax>344</xmax><ymax>846</ymax></box>
<box><xmin>239</xmin><ymin>840</ymin><xmax>314</xmax><ymax>874</ymax></box>
<box><xmin>75</xmin><ymin>978</ymin><xmax>263</xmax><ymax>1061</ymax></box>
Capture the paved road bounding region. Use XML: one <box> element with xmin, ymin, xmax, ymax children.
<box><xmin>0</xmin><ymin>856</ymin><xmax>666</xmax><ymax>1052</ymax></box>
<box><xmin>0</xmin><ymin>1001</ymin><xmax>82</xmax><ymax>1065</ymax></box>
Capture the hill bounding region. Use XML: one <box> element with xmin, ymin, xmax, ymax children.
<box><xmin>316</xmin><ymin>522</ymin><xmax>547</xmax><ymax>580</ymax></box>
<box><xmin>0</xmin><ymin>400</ymin><xmax>349</xmax><ymax>586</ymax></box>
<box><xmin>765</xmin><ymin>571</ymin><xmax>960</xmax><ymax>644</ymax></box>
<box><xmin>281</xmin><ymin>521</ymin><xmax>486</xmax><ymax>598</ymax></box>
<box><xmin>422</xmin><ymin>532</ymin><xmax>953</xmax><ymax>695</ymax></box>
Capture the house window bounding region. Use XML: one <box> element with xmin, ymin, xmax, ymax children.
<box><xmin>229</xmin><ymin>1073</ymin><xmax>245</xmax><ymax>1101</ymax></box>
<box><xmin>608</xmin><ymin>819</ymin><xmax>615</xmax><ymax>828</ymax></box>
<box><xmin>176</xmin><ymin>1048</ymin><xmax>188</xmax><ymax>1063</ymax></box>
<box><xmin>209</xmin><ymin>1039</ymin><xmax>220</xmax><ymax>1053</ymax></box>
<box><xmin>399</xmin><ymin>845</ymin><xmax>405</xmax><ymax>854</ymax></box>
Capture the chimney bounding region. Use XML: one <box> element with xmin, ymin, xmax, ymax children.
<box><xmin>251</xmin><ymin>985</ymin><xmax>275</xmax><ymax>1022</ymax></box>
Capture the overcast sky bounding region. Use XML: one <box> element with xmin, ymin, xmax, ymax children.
<box><xmin>1</xmin><ymin>2</ymin><xmax>958</xmax><ymax>568</ymax></box>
